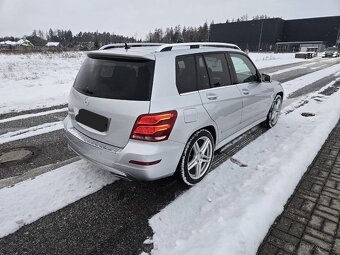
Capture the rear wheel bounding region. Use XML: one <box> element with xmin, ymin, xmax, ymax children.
<box><xmin>262</xmin><ymin>94</ymin><xmax>282</xmax><ymax>128</ymax></box>
<box><xmin>179</xmin><ymin>129</ymin><xmax>214</xmax><ymax>186</ymax></box>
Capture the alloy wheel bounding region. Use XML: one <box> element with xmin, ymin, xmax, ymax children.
<box><xmin>270</xmin><ymin>97</ymin><xmax>282</xmax><ymax>126</ymax></box>
<box><xmin>186</xmin><ymin>136</ymin><xmax>213</xmax><ymax>180</ymax></box>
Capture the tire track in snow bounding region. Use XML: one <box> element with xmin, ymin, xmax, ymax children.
<box><xmin>0</xmin><ymin>121</ymin><xmax>63</xmax><ymax>145</ymax></box>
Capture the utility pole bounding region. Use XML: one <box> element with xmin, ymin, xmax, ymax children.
<box><xmin>336</xmin><ymin>25</ymin><xmax>340</xmax><ymax>48</ymax></box>
<box><xmin>258</xmin><ymin>20</ymin><xmax>264</xmax><ymax>52</ymax></box>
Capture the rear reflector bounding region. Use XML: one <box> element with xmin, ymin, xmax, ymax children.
<box><xmin>129</xmin><ymin>159</ymin><xmax>162</xmax><ymax>166</ymax></box>
<box><xmin>130</xmin><ymin>110</ymin><xmax>177</xmax><ymax>142</ymax></box>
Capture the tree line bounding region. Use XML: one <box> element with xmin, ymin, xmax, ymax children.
<box><xmin>145</xmin><ymin>22</ymin><xmax>210</xmax><ymax>43</ymax></box>
<box><xmin>0</xmin><ymin>15</ymin><xmax>275</xmax><ymax>49</ymax></box>
<box><xmin>226</xmin><ymin>14</ymin><xmax>276</xmax><ymax>23</ymax></box>
<box><xmin>0</xmin><ymin>24</ymin><xmax>210</xmax><ymax>48</ymax></box>
<box><xmin>0</xmin><ymin>29</ymin><xmax>136</xmax><ymax>48</ymax></box>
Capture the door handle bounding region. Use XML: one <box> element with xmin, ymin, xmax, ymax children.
<box><xmin>206</xmin><ymin>93</ymin><xmax>218</xmax><ymax>100</ymax></box>
<box><xmin>242</xmin><ymin>89</ymin><xmax>250</xmax><ymax>95</ymax></box>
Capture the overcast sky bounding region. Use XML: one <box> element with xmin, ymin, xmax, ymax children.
<box><xmin>0</xmin><ymin>0</ymin><xmax>339</xmax><ymax>39</ymax></box>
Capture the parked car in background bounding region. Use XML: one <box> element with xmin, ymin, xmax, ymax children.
<box><xmin>323</xmin><ymin>47</ymin><xmax>340</xmax><ymax>58</ymax></box>
<box><xmin>295</xmin><ymin>47</ymin><xmax>318</xmax><ymax>59</ymax></box>
<box><xmin>64</xmin><ymin>42</ymin><xmax>284</xmax><ymax>185</ymax></box>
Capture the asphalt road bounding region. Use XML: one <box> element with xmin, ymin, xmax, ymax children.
<box><xmin>0</xmin><ymin>57</ymin><xmax>339</xmax><ymax>255</ymax></box>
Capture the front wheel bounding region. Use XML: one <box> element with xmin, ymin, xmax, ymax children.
<box><xmin>262</xmin><ymin>94</ymin><xmax>282</xmax><ymax>128</ymax></box>
<box><xmin>178</xmin><ymin>129</ymin><xmax>214</xmax><ymax>186</ymax></box>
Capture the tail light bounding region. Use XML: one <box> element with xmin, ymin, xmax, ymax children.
<box><xmin>130</xmin><ymin>111</ymin><xmax>177</xmax><ymax>142</ymax></box>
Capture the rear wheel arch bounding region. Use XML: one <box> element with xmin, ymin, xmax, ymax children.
<box><xmin>202</xmin><ymin>125</ymin><xmax>216</xmax><ymax>145</ymax></box>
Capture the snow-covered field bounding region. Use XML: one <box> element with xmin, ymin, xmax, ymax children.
<box><xmin>0</xmin><ymin>52</ymin><xmax>307</xmax><ymax>114</ymax></box>
<box><xmin>248</xmin><ymin>52</ymin><xmax>308</xmax><ymax>69</ymax></box>
<box><xmin>0</xmin><ymin>52</ymin><xmax>85</xmax><ymax>114</ymax></box>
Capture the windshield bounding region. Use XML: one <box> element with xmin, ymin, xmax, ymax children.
<box><xmin>326</xmin><ymin>47</ymin><xmax>337</xmax><ymax>52</ymax></box>
<box><xmin>73</xmin><ymin>56</ymin><xmax>155</xmax><ymax>101</ymax></box>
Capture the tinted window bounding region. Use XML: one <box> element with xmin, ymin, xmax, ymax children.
<box><xmin>326</xmin><ymin>47</ymin><xmax>337</xmax><ymax>52</ymax></box>
<box><xmin>74</xmin><ymin>56</ymin><xmax>154</xmax><ymax>101</ymax></box>
<box><xmin>204</xmin><ymin>54</ymin><xmax>232</xmax><ymax>87</ymax></box>
<box><xmin>176</xmin><ymin>55</ymin><xmax>197</xmax><ymax>94</ymax></box>
<box><xmin>196</xmin><ymin>55</ymin><xmax>210</xmax><ymax>90</ymax></box>
<box><xmin>230</xmin><ymin>53</ymin><xmax>258</xmax><ymax>83</ymax></box>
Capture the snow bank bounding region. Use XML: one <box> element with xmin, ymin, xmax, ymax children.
<box><xmin>0</xmin><ymin>160</ymin><xmax>117</xmax><ymax>238</ymax></box>
<box><xmin>149</xmin><ymin>85</ymin><xmax>340</xmax><ymax>254</ymax></box>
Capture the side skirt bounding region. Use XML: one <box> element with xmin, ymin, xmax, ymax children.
<box><xmin>215</xmin><ymin>117</ymin><xmax>266</xmax><ymax>151</ymax></box>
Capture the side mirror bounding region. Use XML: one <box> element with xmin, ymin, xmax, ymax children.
<box><xmin>261</xmin><ymin>73</ymin><xmax>271</xmax><ymax>83</ymax></box>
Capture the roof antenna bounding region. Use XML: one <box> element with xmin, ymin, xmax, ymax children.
<box><xmin>124</xmin><ymin>42</ymin><xmax>130</xmax><ymax>50</ymax></box>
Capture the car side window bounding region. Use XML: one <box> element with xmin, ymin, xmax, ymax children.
<box><xmin>195</xmin><ymin>55</ymin><xmax>210</xmax><ymax>90</ymax></box>
<box><xmin>203</xmin><ymin>54</ymin><xmax>232</xmax><ymax>87</ymax></box>
<box><xmin>230</xmin><ymin>53</ymin><xmax>258</xmax><ymax>83</ymax></box>
<box><xmin>176</xmin><ymin>55</ymin><xmax>197</xmax><ymax>94</ymax></box>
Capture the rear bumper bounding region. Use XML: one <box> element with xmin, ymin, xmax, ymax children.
<box><xmin>63</xmin><ymin>115</ymin><xmax>185</xmax><ymax>181</ymax></box>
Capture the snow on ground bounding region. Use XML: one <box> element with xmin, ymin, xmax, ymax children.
<box><xmin>148</xmin><ymin>80</ymin><xmax>340</xmax><ymax>255</ymax></box>
<box><xmin>0</xmin><ymin>52</ymin><xmax>310</xmax><ymax>115</ymax></box>
<box><xmin>282</xmin><ymin>63</ymin><xmax>340</xmax><ymax>96</ymax></box>
<box><xmin>248</xmin><ymin>52</ymin><xmax>309</xmax><ymax>69</ymax></box>
<box><xmin>0</xmin><ymin>52</ymin><xmax>85</xmax><ymax>114</ymax></box>
<box><xmin>267</xmin><ymin>62</ymin><xmax>316</xmax><ymax>76</ymax></box>
<box><xmin>0</xmin><ymin>160</ymin><xmax>117</xmax><ymax>238</ymax></box>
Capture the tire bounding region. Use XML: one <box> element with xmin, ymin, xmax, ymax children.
<box><xmin>179</xmin><ymin>129</ymin><xmax>214</xmax><ymax>186</ymax></box>
<box><xmin>262</xmin><ymin>94</ymin><xmax>283</xmax><ymax>128</ymax></box>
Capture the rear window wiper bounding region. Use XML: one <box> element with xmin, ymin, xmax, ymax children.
<box><xmin>80</xmin><ymin>88</ymin><xmax>94</xmax><ymax>95</ymax></box>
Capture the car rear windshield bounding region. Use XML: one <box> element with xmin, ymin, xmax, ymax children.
<box><xmin>326</xmin><ymin>47</ymin><xmax>337</xmax><ymax>52</ymax></box>
<box><xmin>73</xmin><ymin>55</ymin><xmax>155</xmax><ymax>101</ymax></box>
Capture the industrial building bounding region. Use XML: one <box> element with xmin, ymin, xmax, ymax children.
<box><xmin>209</xmin><ymin>16</ymin><xmax>340</xmax><ymax>52</ymax></box>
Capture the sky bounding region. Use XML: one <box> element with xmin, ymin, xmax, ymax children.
<box><xmin>0</xmin><ymin>0</ymin><xmax>339</xmax><ymax>40</ymax></box>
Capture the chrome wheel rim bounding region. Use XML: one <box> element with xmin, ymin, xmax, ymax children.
<box><xmin>270</xmin><ymin>97</ymin><xmax>282</xmax><ymax>125</ymax></box>
<box><xmin>187</xmin><ymin>136</ymin><xmax>213</xmax><ymax>180</ymax></box>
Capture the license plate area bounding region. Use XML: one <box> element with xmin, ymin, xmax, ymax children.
<box><xmin>76</xmin><ymin>109</ymin><xmax>109</xmax><ymax>132</ymax></box>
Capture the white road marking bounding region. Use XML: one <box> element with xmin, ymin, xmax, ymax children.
<box><xmin>0</xmin><ymin>108</ymin><xmax>67</xmax><ymax>124</ymax></box>
<box><xmin>0</xmin><ymin>121</ymin><xmax>63</xmax><ymax>145</ymax></box>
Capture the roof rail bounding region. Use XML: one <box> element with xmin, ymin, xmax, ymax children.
<box><xmin>156</xmin><ymin>42</ymin><xmax>241</xmax><ymax>52</ymax></box>
<box><xmin>100</xmin><ymin>43</ymin><xmax>164</xmax><ymax>50</ymax></box>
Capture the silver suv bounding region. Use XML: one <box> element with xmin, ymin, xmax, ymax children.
<box><xmin>64</xmin><ymin>42</ymin><xmax>283</xmax><ymax>185</ymax></box>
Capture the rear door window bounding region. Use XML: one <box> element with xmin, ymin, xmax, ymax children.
<box><xmin>229</xmin><ymin>53</ymin><xmax>258</xmax><ymax>83</ymax></box>
<box><xmin>73</xmin><ymin>56</ymin><xmax>155</xmax><ymax>101</ymax></box>
<box><xmin>203</xmin><ymin>54</ymin><xmax>232</xmax><ymax>87</ymax></box>
<box><xmin>195</xmin><ymin>55</ymin><xmax>210</xmax><ymax>90</ymax></box>
<box><xmin>176</xmin><ymin>55</ymin><xmax>197</xmax><ymax>94</ymax></box>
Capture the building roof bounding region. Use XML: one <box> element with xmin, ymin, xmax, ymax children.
<box><xmin>0</xmin><ymin>39</ymin><xmax>33</xmax><ymax>46</ymax></box>
<box><xmin>276</xmin><ymin>41</ymin><xmax>324</xmax><ymax>45</ymax></box>
<box><xmin>46</xmin><ymin>42</ymin><xmax>60</xmax><ymax>47</ymax></box>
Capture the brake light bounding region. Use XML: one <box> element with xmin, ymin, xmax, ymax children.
<box><xmin>130</xmin><ymin>111</ymin><xmax>177</xmax><ymax>142</ymax></box>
